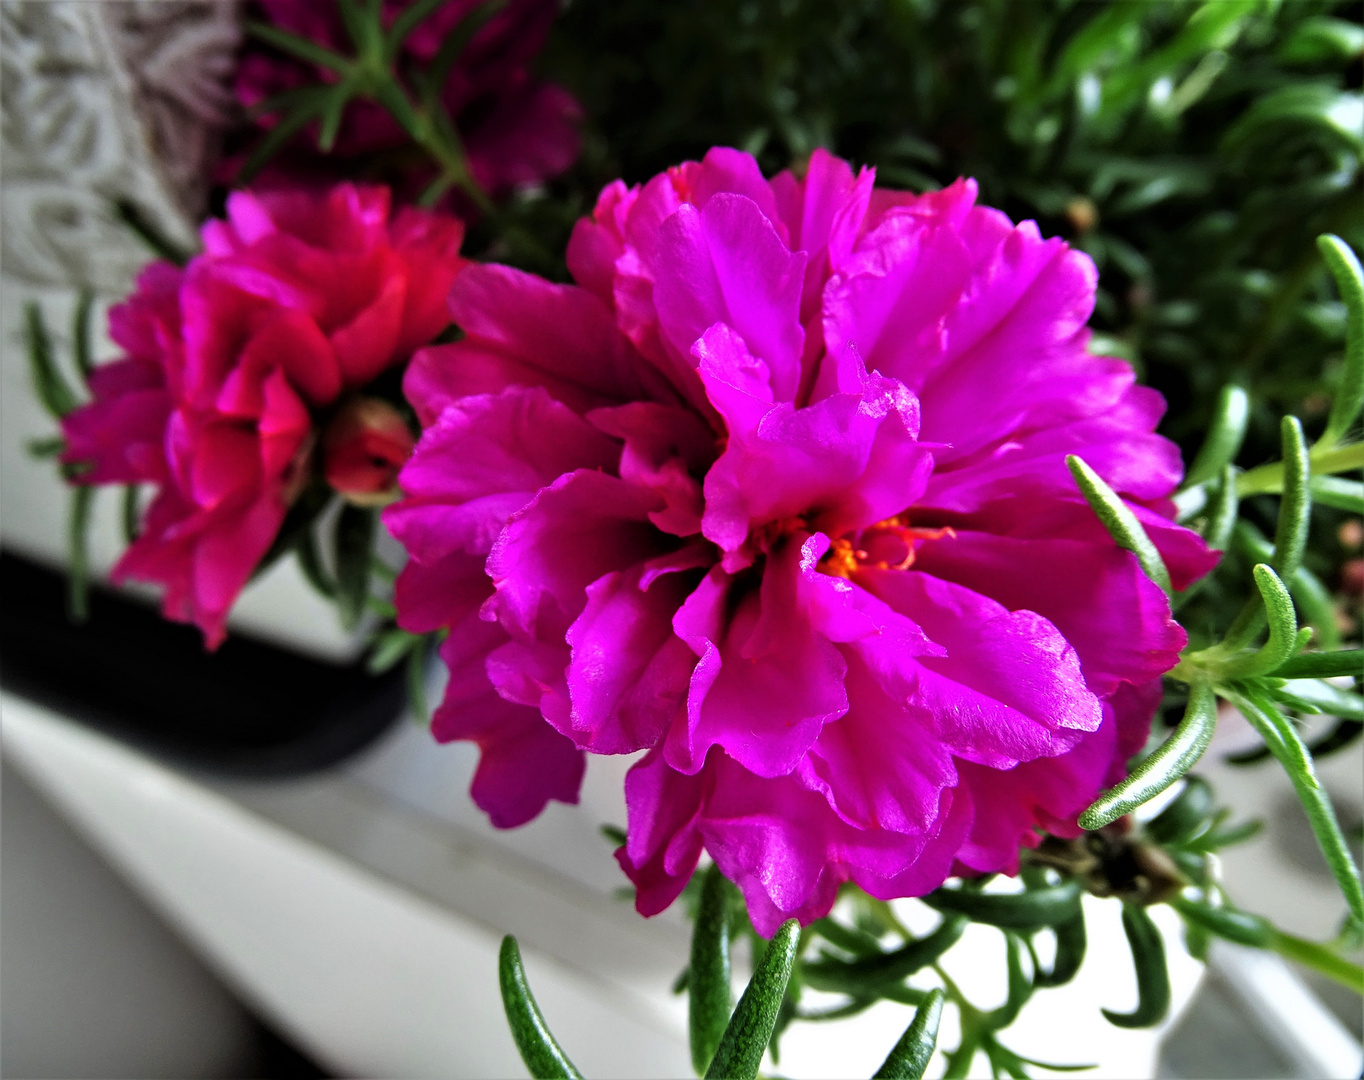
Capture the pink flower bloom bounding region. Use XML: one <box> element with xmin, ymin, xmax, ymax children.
<box><xmin>386</xmin><ymin>148</ymin><xmax>1218</xmax><ymax>932</ymax></box>
<box><xmin>63</xmin><ymin>183</ymin><xmax>466</xmax><ymax>648</ymax></box>
<box><xmin>235</xmin><ymin>0</ymin><xmax>581</xmax><ymax>198</ymax></box>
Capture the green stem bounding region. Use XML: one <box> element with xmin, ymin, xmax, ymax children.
<box><xmin>1237</xmin><ymin>442</ymin><xmax>1364</xmax><ymax>496</ymax></box>
<box><xmin>1269</xmin><ymin>930</ymin><xmax>1364</xmax><ymax>994</ymax></box>
<box><xmin>1226</xmin><ymin>686</ymin><xmax>1364</xmax><ymax>927</ymax></box>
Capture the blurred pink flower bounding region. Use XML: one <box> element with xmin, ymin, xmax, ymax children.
<box><xmin>385</xmin><ymin>148</ymin><xmax>1217</xmax><ymax>932</ymax></box>
<box><xmin>234</xmin><ymin>0</ymin><xmax>581</xmax><ymax>198</ymax></box>
<box><xmin>63</xmin><ymin>183</ymin><xmax>466</xmax><ymax>647</ymax></box>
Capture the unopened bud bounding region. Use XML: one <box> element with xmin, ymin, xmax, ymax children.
<box><xmin>322</xmin><ymin>398</ymin><xmax>414</xmax><ymax>506</ymax></box>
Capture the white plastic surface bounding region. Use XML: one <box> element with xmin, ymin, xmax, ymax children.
<box><xmin>2</xmin><ymin>694</ymin><xmax>1206</xmax><ymax>1079</ymax></box>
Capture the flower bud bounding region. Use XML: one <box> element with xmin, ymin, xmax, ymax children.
<box><xmin>322</xmin><ymin>398</ymin><xmax>414</xmax><ymax>506</ymax></box>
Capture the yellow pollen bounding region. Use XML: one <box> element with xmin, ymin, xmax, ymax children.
<box><xmin>819</xmin><ymin>516</ymin><xmax>957</xmax><ymax>576</ymax></box>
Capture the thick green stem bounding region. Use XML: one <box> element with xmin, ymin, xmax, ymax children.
<box><xmin>1238</xmin><ymin>442</ymin><xmax>1364</xmax><ymax>496</ymax></box>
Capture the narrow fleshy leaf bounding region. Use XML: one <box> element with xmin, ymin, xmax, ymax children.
<box><xmin>1103</xmin><ymin>904</ymin><xmax>1170</xmax><ymax>1029</ymax></box>
<box><xmin>803</xmin><ymin>916</ymin><xmax>967</xmax><ymax>994</ymax></box>
<box><xmin>385</xmin><ymin>0</ymin><xmax>458</xmax><ymax>58</ymax></box>
<box><xmin>1144</xmin><ymin>775</ymin><xmax>1214</xmax><ymax>844</ymax></box>
<box><xmin>872</xmin><ymin>987</ymin><xmax>945</xmax><ymax>1079</ymax></box>
<box><xmin>1183</xmin><ymin>817</ymin><xmax>1264</xmax><ymax>852</ymax></box>
<box><xmin>27</xmin><ymin>436</ymin><xmax>65</xmax><ymax>459</ymax></box>
<box><xmin>1219</xmin><ymin>565</ymin><xmax>1298</xmax><ymax>679</ymax></box>
<box><xmin>367</xmin><ymin>628</ymin><xmax>419</xmax><ymax>674</ymax></box>
<box><xmin>421</xmin><ymin>0</ymin><xmax>508</xmax><ymax>105</ymax></box>
<box><xmin>1317</xmin><ymin>235</ymin><xmax>1364</xmax><ymax>449</ymax></box>
<box><xmin>1287</xmin><ymin>564</ymin><xmax>1342</xmax><ymax>651</ymax></box>
<box><xmin>1184</xmin><ymin>385</ymin><xmax>1249</xmax><ymax>487</ymax></box>
<box><xmin>1310</xmin><ymin>476</ymin><xmax>1364</xmax><ymax>515</ymax></box>
<box><xmin>247</xmin><ymin>20</ymin><xmax>351</xmax><ymax>71</ymax></box>
<box><xmin>26</xmin><ymin>302</ymin><xmax>79</xmax><ymax>419</ymax></box>
<box><xmin>113</xmin><ymin>199</ymin><xmax>192</xmax><ymax>266</ymax></box>
<box><xmin>316</xmin><ymin>84</ymin><xmax>353</xmax><ymax>153</ymax></box>
<box><xmin>295</xmin><ymin>526</ymin><xmax>338</xmax><ymax>599</ymax></box>
<box><xmin>690</xmin><ymin>865</ymin><xmax>734</xmax><ymax>1075</ymax></box>
<box><xmin>1080</xmin><ymin>682</ymin><xmax>1217</xmax><ymax>830</ymax></box>
<box><xmin>1270</xmin><ymin>416</ymin><xmax>1310</xmax><ymax>581</ymax></box>
<box><xmin>334</xmin><ymin>504</ymin><xmax>376</xmax><ymax>629</ymax></box>
<box><xmin>239</xmin><ymin>99</ymin><xmax>327</xmax><ymax>183</ymax></box>
<box><xmin>1203</xmin><ymin>465</ymin><xmax>1240</xmax><ymax>552</ymax></box>
<box><xmin>1272</xmin><ymin>678</ymin><xmax>1363</xmax><ymax>720</ymax></box>
<box><xmin>1231</xmin><ymin>686</ymin><xmax>1364</xmax><ymax>926</ymax></box>
<box><xmin>72</xmin><ymin>287</ymin><xmax>94</xmax><ymax>380</ymax></box>
<box><xmin>704</xmin><ymin>919</ymin><xmax>800</xmax><ymax>1080</ymax></box>
<box><xmin>497</xmin><ymin>936</ymin><xmax>584</xmax><ymax>1080</ymax></box>
<box><xmin>1033</xmin><ymin>912</ymin><xmax>1087</xmax><ymax>988</ymax></box>
<box><xmin>922</xmin><ymin>882</ymin><xmax>1082</xmax><ymax>930</ymax></box>
<box><xmin>337</xmin><ymin>0</ymin><xmax>378</xmax><ymax>54</ymax></box>
<box><xmin>1170</xmin><ymin>897</ymin><xmax>1273</xmax><ymax>947</ymax></box>
<box><xmin>122</xmin><ymin>485</ymin><xmax>140</xmax><ymax>544</ymax></box>
<box><xmin>1067</xmin><ymin>455</ymin><xmax>1172</xmax><ymax>598</ymax></box>
<box><xmin>1234</xmin><ymin>520</ymin><xmax>1341</xmax><ymax>649</ymax></box>
<box><xmin>984</xmin><ymin>932</ymin><xmax>1034</xmax><ymax>1030</ymax></box>
<box><xmin>1174</xmin><ymin>466</ymin><xmax>1238</xmax><ymax>614</ymax></box>
<box><xmin>67</xmin><ymin>485</ymin><xmax>93</xmax><ymax>622</ymax></box>
<box><xmin>812</xmin><ymin>918</ymin><xmax>883</xmax><ymax>958</ymax></box>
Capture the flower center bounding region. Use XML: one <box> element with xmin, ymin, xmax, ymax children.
<box><xmin>820</xmin><ymin>514</ymin><xmax>956</xmax><ymax>578</ymax></box>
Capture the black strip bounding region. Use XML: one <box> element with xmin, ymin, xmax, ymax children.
<box><xmin>0</xmin><ymin>550</ymin><xmax>404</xmax><ymax>776</ymax></box>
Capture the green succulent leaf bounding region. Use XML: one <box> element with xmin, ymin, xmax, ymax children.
<box><xmin>1271</xmin><ymin>649</ymin><xmax>1358</xmax><ymax>676</ymax></box>
<box><xmin>803</xmin><ymin>915</ymin><xmax>967</xmax><ymax>994</ymax></box>
<box><xmin>704</xmin><ymin>918</ymin><xmax>800</xmax><ymax>1080</ymax></box>
<box><xmin>1066</xmin><ymin>455</ymin><xmax>1172</xmax><ymax>599</ymax></box>
<box><xmin>121</xmin><ymin>485</ymin><xmax>140</xmax><ymax>545</ymax></box>
<box><xmin>334</xmin><ymin>504</ymin><xmax>376</xmax><ymax>630</ymax></box>
<box><xmin>295</xmin><ymin>525</ymin><xmax>338</xmax><ymax>599</ymax></box>
<box><xmin>1269</xmin><ymin>417</ymin><xmax>1311</xmax><ymax>582</ymax></box>
<box><xmin>1169</xmin><ymin>897</ymin><xmax>1273</xmax><ymax>948</ymax></box>
<box><xmin>1033</xmin><ymin>911</ymin><xmax>1087</xmax><ymax>988</ymax></box>
<box><xmin>26</xmin><ymin>302</ymin><xmax>79</xmax><ymax>419</ymax></box>
<box><xmin>690</xmin><ymin>865</ymin><xmax>734</xmax><ymax>1076</ymax></box>
<box><xmin>1271</xmin><ymin>679</ymin><xmax>1363</xmax><ymax>721</ymax></box>
<box><xmin>497</xmin><ymin>936</ymin><xmax>584</xmax><ymax>1080</ymax></box>
<box><xmin>1316</xmin><ymin>235</ymin><xmax>1364</xmax><ymax>448</ymax></box>
<box><xmin>67</xmin><ymin>485</ymin><xmax>93</xmax><ymax>623</ymax></box>
<box><xmin>1217</xmin><ymin>565</ymin><xmax>1299</xmax><ymax>680</ymax></box>
<box><xmin>984</xmin><ymin>932</ymin><xmax>1035</xmax><ymax>1031</ymax></box>
<box><xmin>1103</xmin><ymin>905</ymin><xmax>1170</xmax><ymax>1029</ymax></box>
<box><xmin>1184</xmin><ymin>385</ymin><xmax>1249</xmax><ymax>487</ymax></box>
<box><xmin>366</xmin><ymin>628</ymin><xmax>419</xmax><ymax>675</ymax></box>
<box><xmin>72</xmin><ymin>288</ymin><xmax>94</xmax><ymax>380</ymax></box>
<box><xmin>1145</xmin><ymin>775</ymin><xmax>1215</xmax><ymax>845</ymax></box>
<box><xmin>922</xmin><ymin>882</ymin><xmax>1082</xmax><ymax>931</ymax></box>
<box><xmin>1309</xmin><ymin>476</ymin><xmax>1364</xmax><ymax>515</ymax></box>
<box><xmin>1080</xmin><ymin>682</ymin><xmax>1217</xmax><ymax>830</ymax></box>
<box><xmin>872</xmin><ymin>987</ymin><xmax>945</xmax><ymax>1080</ymax></box>
<box><xmin>247</xmin><ymin>20</ymin><xmax>351</xmax><ymax>72</ymax></box>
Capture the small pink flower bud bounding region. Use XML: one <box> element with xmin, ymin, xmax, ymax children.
<box><xmin>322</xmin><ymin>398</ymin><xmax>415</xmax><ymax>506</ymax></box>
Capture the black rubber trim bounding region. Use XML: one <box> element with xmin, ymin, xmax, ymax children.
<box><xmin>0</xmin><ymin>550</ymin><xmax>405</xmax><ymax>777</ymax></box>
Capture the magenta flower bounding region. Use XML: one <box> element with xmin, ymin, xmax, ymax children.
<box><xmin>63</xmin><ymin>183</ymin><xmax>467</xmax><ymax>647</ymax></box>
<box><xmin>235</xmin><ymin>0</ymin><xmax>581</xmax><ymax>197</ymax></box>
<box><xmin>386</xmin><ymin>148</ymin><xmax>1217</xmax><ymax>933</ymax></box>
